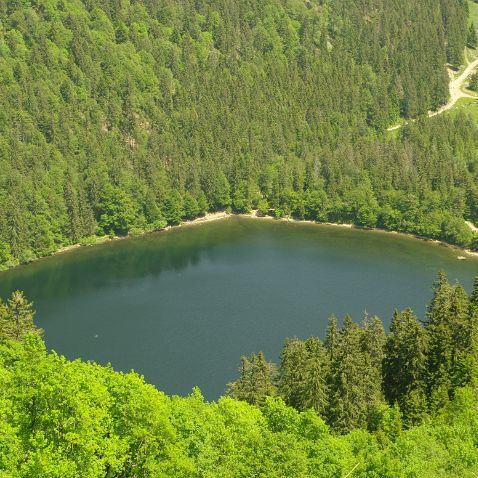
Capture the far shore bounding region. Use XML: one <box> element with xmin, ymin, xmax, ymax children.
<box><xmin>1</xmin><ymin>210</ymin><xmax>477</xmax><ymax>274</ymax></box>
<box><xmin>35</xmin><ymin>209</ymin><xmax>478</xmax><ymax>261</ymax></box>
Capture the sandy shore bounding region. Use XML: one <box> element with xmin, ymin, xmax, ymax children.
<box><xmin>171</xmin><ymin>211</ymin><xmax>230</xmax><ymax>227</ymax></box>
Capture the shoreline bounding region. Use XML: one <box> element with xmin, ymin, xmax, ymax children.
<box><xmin>239</xmin><ymin>212</ymin><xmax>478</xmax><ymax>258</ymax></box>
<box><xmin>51</xmin><ymin>210</ymin><xmax>478</xmax><ymax>260</ymax></box>
<box><xmin>1</xmin><ymin>210</ymin><xmax>477</xmax><ymax>274</ymax></box>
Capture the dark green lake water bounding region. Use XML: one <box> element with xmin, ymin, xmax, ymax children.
<box><xmin>1</xmin><ymin>217</ymin><xmax>477</xmax><ymax>399</ymax></box>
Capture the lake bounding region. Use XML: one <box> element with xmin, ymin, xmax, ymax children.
<box><xmin>0</xmin><ymin>217</ymin><xmax>477</xmax><ymax>399</ymax></box>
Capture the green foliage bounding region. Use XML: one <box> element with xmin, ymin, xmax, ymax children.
<box><xmin>0</xmin><ymin>291</ymin><xmax>42</xmax><ymax>342</ymax></box>
<box><xmin>227</xmin><ymin>352</ymin><xmax>277</xmax><ymax>406</ymax></box>
<box><xmin>468</xmin><ymin>22</ymin><xmax>477</xmax><ymax>48</ymax></box>
<box><xmin>162</xmin><ymin>190</ymin><xmax>184</xmax><ymax>225</ymax></box>
<box><xmin>0</xmin><ymin>242</ymin><xmax>15</xmax><ymax>270</ymax></box>
<box><xmin>182</xmin><ymin>192</ymin><xmax>200</xmax><ymax>221</ymax></box>
<box><xmin>3</xmin><ymin>283</ymin><xmax>478</xmax><ymax>476</ymax></box>
<box><xmin>279</xmin><ymin>337</ymin><xmax>329</xmax><ymax>415</ymax></box>
<box><xmin>470</xmin><ymin>71</ymin><xmax>478</xmax><ymax>91</ymax></box>
<box><xmin>326</xmin><ymin>315</ymin><xmax>385</xmax><ymax>433</ymax></box>
<box><xmin>97</xmin><ymin>185</ymin><xmax>136</xmax><ymax>236</ymax></box>
<box><xmin>228</xmin><ymin>273</ymin><xmax>478</xmax><ymax>439</ymax></box>
<box><xmin>425</xmin><ymin>271</ymin><xmax>477</xmax><ymax>411</ymax></box>
<box><xmin>2</xmin><ymin>278</ymin><xmax>478</xmax><ymax>476</ymax></box>
<box><xmin>0</xmin><ymin>0</ymin><xmax>473</xmax><ymax>268</ymax></box>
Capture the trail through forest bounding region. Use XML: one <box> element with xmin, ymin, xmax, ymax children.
<box><xmin>388</xmin><ymin>58</ymin><xmax>478</xmax><ymax>131</ymax></box>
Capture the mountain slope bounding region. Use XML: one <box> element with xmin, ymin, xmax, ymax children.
<box><xmin>0</xmin><ymin>0</ymin><xmax>474</xmax><ymax>268</ymax></box>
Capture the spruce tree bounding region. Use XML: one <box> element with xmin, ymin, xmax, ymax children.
<box><xmin>302</xmin><ymin>337</ymin><xmax>330</xmax><ymax>415</ymax></box>
<box><xmin>227</xmin><ymin>352</ymin><xmax>277</xmax><ymax>405</ymax></box>
<box><xmin>325</xmin><ymin>315</ymin><xmax>339</xmax><ymax>361</ymax></box>
<box><xmin>327</xmin><ymin>315</ymin><xmax>383</xmax><ymax>433</ymax></box>
<box><xmin>362</xmin><ymin>314</ymin><xmax>386</xmax><ymax>370</ymax></box>
<box><xmin>383</xmin><ymin>309</ymin><xmax>428</xmax><ymax>426</ymax></box>
<box><xmin>0</xmin><ymin>291</ymin><xmax>42</xmax><ymax>342</ymax></box>
<box><xmin>425</xmin><ymin>272</ymin><xmax>474</xmax><ymax>411</ymax></box>
<box><xmin>279</xmin><ymin>338</ymin><xmax>309</xmax><ymax>410</ymax></box>
<box><xmin>361</xmin><ymin>314</ymin><xmax>387</xmax><ymax>426</ymax></box>
<box><xmin>471</xmin><ymin>277</ymin><xmax>478</xmax><ymax>308</ymax></box>
<box><xmin>468</xmin><ymin>23</ymin><xmax>477</xmax><ymax>49</ymax></box>
<box><xmin>449</xmin><ymin>283</ymin><xmax>476</xmax><ymax>389</ymax></box>
<box><xmin>279</xmin><ymin>337</ymin><xmax>329</xmax><ymax>415</ymax></box>
<box><xmin>426</xmin><ymin>272</ymin><xmax>454</xmax><ymax>410</ymax></box>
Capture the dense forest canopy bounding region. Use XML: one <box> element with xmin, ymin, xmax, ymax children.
<box><xmin>0</xmin><ymin>0</ymin><xmax>477</xmax><ymax>270</ymax></box>
<box><xmin>1</xmin><ymin>274</ymin><xmax>478</xmax><ymax>477</ymax></box>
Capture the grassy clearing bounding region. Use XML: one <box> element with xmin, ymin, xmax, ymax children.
<box><xmin>446</xmin><ymin>96</ymin><xmax>478</xmax><ymax>122</ymax></box>
<box><xmin>469</xmin><ymin>0</ymin><xmax>478</xmax><ymax>28</ymax></box>
<box><xmin>467</xmin><ymin>1</ymin><xmax>478</xmax><ymax>62</ymax></box>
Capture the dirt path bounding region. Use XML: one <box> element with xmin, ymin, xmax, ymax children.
<box><xmin>466</xmin><ymin>221</ymin><xmax>478</xmax><ymax>233</ymax></box>
<box><xmin>430</xmin><ymin>58</ymin><xmax>478</xmax><ymax>116</ymax></box>
<box><xmin>387</xmin><ymin>58</ymin><xmax>478</xmax><ymax>131</ymax></box>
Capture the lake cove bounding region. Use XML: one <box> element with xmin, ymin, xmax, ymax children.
<box><xmin>1</xmin><ymin>217</ymin><xmax>477</xmax><ymax>399</ymax></box>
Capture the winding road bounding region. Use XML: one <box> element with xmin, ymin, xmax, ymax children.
<box><xmin>388</xmin><ymin>58</ymin><xmax>478</xmax><ymax>131</ymax></box>
<box><xmin>387</xmin><ymin>58</ymin><xmax>478</xmax><ymax>234</ymax></box>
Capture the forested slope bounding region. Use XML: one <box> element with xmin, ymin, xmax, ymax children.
<box><xmin>0</xmin><ymin>0</ymin><xmax>476</xmax><ymax>269</ymax></box>
<box><xmin>1</xmin><ymin>275</ymin><xmax>478</xmax><ymax>477</ymax></box>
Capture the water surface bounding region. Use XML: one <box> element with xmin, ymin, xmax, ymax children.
<box><xmin>1</xmin><ymin>217</ymin><xmax>477</xmax><ymax>399</ymax></box>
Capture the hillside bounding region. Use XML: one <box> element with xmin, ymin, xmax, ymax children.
<box><xmin>0</xmin><ymin>0</ymin><xmax>477</xmax><ymax>269</ymax></box>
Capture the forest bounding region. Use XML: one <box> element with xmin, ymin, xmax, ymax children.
<box><xmin>0</xmin><ymin>0</ymin><xmax>477</xmax><ymax>270</ymax></box>
<box><xmin>0</xmin><ymin>273</ymin><xmax>478</xmax><ymax>477</ymax></box>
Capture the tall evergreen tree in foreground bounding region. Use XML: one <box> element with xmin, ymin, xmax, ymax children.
<box><xmin>383</xmin><ymin>308</ymin><xmax>428</xmax><ymax>426</ymax></box>
<box><xmin>425</xmin><ymin>271</ymin><xmax>475</xmax><ymax>411</ymax></box>
<box><xmin>2</xmin><ymin>275</ymin><xmax>478</xmax><ymax>475</ymax></box>
<box><xmin>0</xmin><ymin>291</ymin><xmax>42</xmax><ymax>342</ymax></box>
<box><xmin>227</xmin><ymin>352</ymin><xmax>277</xmax><ymax>405</ymax></box>
<box><xmin>326</xmin><ymin>315</ymin><xmax>385</xmax><ymax>433</ymax></box>
<box><xmin>279</xmin><ymin>337</ymin><xmax>329</xmax><ymax>414</ymax></box>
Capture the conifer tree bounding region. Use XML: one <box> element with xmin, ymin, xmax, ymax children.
<box><xmin>0</xmin><ymin>291</ymin><xmax>42</xmax><ymax>342</ymax></box>
<box><xmin>425</xmin><ymin>272</ymin><xmax>474</xmax><ymax>410</ymax></box>
<box><xmin>325</xmin><ymin>315</ymin><xmax>339</xmax><ymax>361</ymax></box>
<box><xmin>182</xmin><ymin>192</ymin><xmax>200</xmax><ymax>220</ymax></box>
<box><xmin>468</xmin><ymin>23</ymin><xmax>477</xmax><ymax>49</ymax></box>
<box><xmin>327</xmin><ymin>315</ymin><xmax>383</xmax><ymax>433</ymax></box>
<box><xmin>279</xmin><ymin>337</ymin><xmax>329</xmax><ymax>415</ymax></box>
<box><xmin>449</xmin><ymin>283</ymin><xmax>476</xmax><ymax>389</ymax></box>
<box><xmin>279</xmin><ymin>338</ymin><xmax>309</xmax><ymax>410</ymax></box>
<box><xmin>227</xmin><ymin>352</ymin><xmax>277</xmax><ymax>406</ymax></box>
<box><xmin>469</xmin><ymin>72</ymin><xmax>478</xmax><ymax>91</ymax></box>
<box><xmin>362</xmin><ymin>314</ymin><xmax>386</xmax><ymax>370</ymax></box>
<box><xmin>383</xmin><ymin>309</ymin><xmax>428</xmax><ymax>426</ymax></box>
<box><xmin>302</xmin><ymin>337</ymin><xmax>330</xmax><ymax>415</ymax></box>
<box><xmin>162</xmin><ymin>191</ymin><xmax>185</xmax><ymax>225</ymax></box>
<box><xmin>426</xmin><ymin>271</ymin><xmax>454</xmax><ymax>410</ymax></box>
<box><xmin>361</xmin><ymin>314</ymin><xmax>387</xmax><ymax>426</ymax></box>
